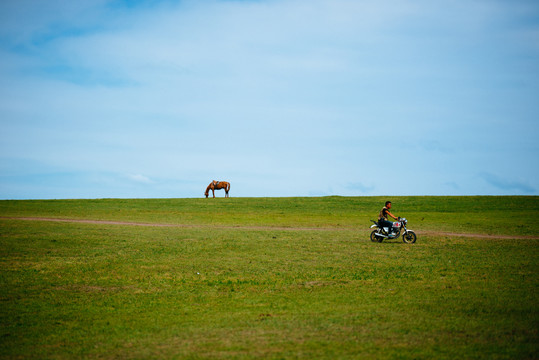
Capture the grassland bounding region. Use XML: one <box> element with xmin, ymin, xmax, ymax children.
<box><xmin>0</xmin><ymin>196</ymin><xmax>538</xmax><ymax>359</ymax></box>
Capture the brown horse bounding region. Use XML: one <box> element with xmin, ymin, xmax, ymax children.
<box><xmin>205</xmin><ymin>180</ymin><xmax>230</xmax><ymax>198</ymax></box>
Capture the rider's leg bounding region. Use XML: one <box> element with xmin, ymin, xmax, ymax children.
<box><xmin>378</xmin><ymin>219</ymin><xmax>393</xmax><ymax>234</ymax></box>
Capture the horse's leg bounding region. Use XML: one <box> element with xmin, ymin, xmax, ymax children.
<box><xmin>212</xmin><ymin>189</ymin><xmax>215</xmax><ymax>198</ymax></box>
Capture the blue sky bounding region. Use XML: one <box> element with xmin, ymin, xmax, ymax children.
<box><xmin>1</xmin><ymin>0</ymin><xmax>538</xmax><ymax>199</ymax></box>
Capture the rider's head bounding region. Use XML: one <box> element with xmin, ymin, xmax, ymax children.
<box><xmin>385</xmin><ymin>201</ymin><xmax>392</xmax><ymax>208</ymax></box>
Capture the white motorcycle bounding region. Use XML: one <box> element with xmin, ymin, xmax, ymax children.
<box><xmin>370</xmin><ymin>217</ymin><xmax>417</xmax><ymax>244</ymax></box>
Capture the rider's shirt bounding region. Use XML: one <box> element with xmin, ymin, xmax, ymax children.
<box><xmin>379</xmin><ymin>207</ymin><xmax>389</xmax><ymax>220</ymax></box>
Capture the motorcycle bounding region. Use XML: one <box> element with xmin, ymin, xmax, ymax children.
<box><xmin>370</xmin><ymin>217</ymin><xmax>417</xmax><ymax>244</ymax></box>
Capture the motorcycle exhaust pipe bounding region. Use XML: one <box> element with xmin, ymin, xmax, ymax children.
<box><xmin>376</xmin><ymin>232</ymin><xmax>399</xmax><ymax>239</ymax></box>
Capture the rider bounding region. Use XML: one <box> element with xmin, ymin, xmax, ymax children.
<box><xmin>378</xmin><ymin>201</ymin><xmax>399</xmax><ymax>236</ymax></box>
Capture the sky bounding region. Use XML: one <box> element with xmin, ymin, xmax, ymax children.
<box><xmin>0</xmin><ymin>0</ymin><xmax>538</xmax><ymax>199</ymax></box>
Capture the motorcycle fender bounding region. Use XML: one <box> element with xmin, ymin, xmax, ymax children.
<box><xmin>370</xmin><ymin>224</ymin><xmax>377</xmax><ymax>229</ymax></box>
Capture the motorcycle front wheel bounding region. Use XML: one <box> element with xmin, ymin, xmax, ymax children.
<box><xmin>370</xmin><ymin>230</ymin><xmax>383</xmax><ymax>243</ymax></box>
<box><xmin>402</xmin><ymin>231</ymin><xmax>417</xmax><ymax>244</ymax></box>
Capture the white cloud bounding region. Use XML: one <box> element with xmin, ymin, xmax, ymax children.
<box><xmin>127</xmin><ymin>174</ymin><xmax>153</xmax><ymax>184</ymax></box>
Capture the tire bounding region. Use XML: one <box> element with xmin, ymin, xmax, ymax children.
<box><xmin>402</xmin><ymin>231</ymin><xmax>417</xmax><ymax>244</ymax></box>
<box><xmin>370</xmin><ymin>230</ymin><xmax>383</xmax><ymax>243</ymax></box>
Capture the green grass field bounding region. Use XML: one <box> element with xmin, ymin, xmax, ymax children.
<box><xmin>1</xmin><ymin>196</ymin><xmax>538</xmax><ymax>359</ymax></box>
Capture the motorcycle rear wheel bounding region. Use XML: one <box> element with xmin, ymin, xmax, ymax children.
<box><xmin>370</xmin><ymin>230</ymin><xmax>383</xmax><ymax>243</ymax></box>
<box><xmin>402</xmin><ymin>231</ymin><xmax>417</xmax><ymax>244</ymax></box>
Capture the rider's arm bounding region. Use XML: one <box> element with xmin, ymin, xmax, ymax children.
<box><xmin>387</xmin><ymin>211</ymin><xmax>398</xmax><ymax>220</ymax></box>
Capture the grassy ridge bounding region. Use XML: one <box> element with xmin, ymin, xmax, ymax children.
<box><xmin>1</xmin><ymin>196</ymin><xmax>538</xmax><ymax>359</ymax></box>
<box><xmin>0</xmin><ymin>196</ymin><xmax>536</xmax><ymax>234</ymax></box>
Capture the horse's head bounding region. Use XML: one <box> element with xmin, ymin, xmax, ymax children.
<box><xmin>204</xmin><ymin>191</ymin><xmax>209</xmax><ymax>198</ymax></box>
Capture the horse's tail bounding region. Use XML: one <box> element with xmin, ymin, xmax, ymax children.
<box><xmin>227</xmin><ymin>182</ymin><xmax>231</xmax><ymax>192</ymax></box>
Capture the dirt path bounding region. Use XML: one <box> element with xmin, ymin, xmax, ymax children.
<box><xmin>2</xmin><ymin>216</ymin><xmax>537</xmax><ymax>239</ymax></box>
<box><xmin>0</xmin><ymin>216</ymin><xmax>339</xmax><ymax>232</ymax></box>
